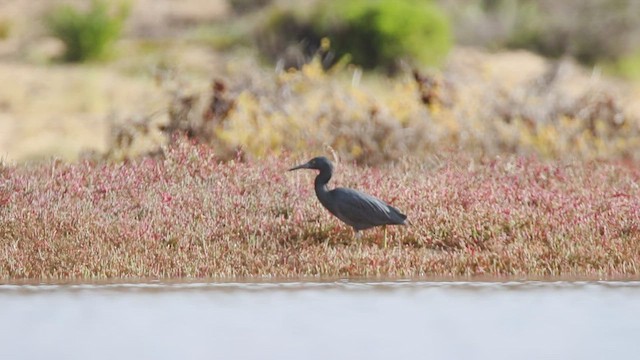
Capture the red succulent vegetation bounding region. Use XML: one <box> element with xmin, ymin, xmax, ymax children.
<box><xmin>1</xmin><ymin>139</ymin><xmax>639</xmax><ymax>280</ymax></box>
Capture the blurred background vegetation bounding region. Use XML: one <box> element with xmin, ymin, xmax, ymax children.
<box><xmin>45</xmin><ymin>0</ymin><xmax>130</xmax><ymax>62</ymax></box>
<box><xmin>1</xmin><ymin>0</ymin><xmax>640</xmax><ymax>163</ymax></box>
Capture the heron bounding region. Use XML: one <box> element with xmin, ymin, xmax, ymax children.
<box><xmin>288</xmin><ymin>156</ymin><xmax>408</xmax><ymax>246</ymax></box>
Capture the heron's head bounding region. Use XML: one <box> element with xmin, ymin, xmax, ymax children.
<box><xmin>288</xmin><ymin>156</ymin><xmax>333</xmax><ymax>172</ymax></box>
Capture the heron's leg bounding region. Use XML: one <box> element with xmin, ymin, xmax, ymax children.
<box><xmin>383</xmin><ymin>225</ymin><xmax>387</xmax><ymax>248</ymax></box>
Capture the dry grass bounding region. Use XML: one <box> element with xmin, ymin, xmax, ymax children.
<box><xmin>1</xmin><ymin>138</ymin><xmax>639</xmax><ymax>280</ymax></box>
<box><xmin>107</xmin><ymin>48</ymin><xmax>640</xmax><ymax>166</ymax></box>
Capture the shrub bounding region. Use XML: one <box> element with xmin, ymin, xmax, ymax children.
<box><xmin>255</xmin><ymin>0</ymin><xmax>452</xmax><ymax>72</ymax></box>
<box><xmin>315</xmin><ymin>0</ymin><xmax>452</xmax><ymax>71</ymax></box>
<box><xmin>507</xmin><ymin>0</ymin><xmax>640</xmax><ymax>64</ymax></box>
<box><xmin>102</xmin><ymin>48</ymin><xmax>640</xmax><ymax>165</ymax></box>
<box><xmin>229</xmin><ymin>0</ymin><xmax>273</xmax><ymax>15</ymax></box>
<box><xmin>46</xmin><ymin>0</ymin><xmax>130</xmax><ymax>62</ymax></box>
<box><xmin>254</xmin><ymin>6</ymin><xmax>321</xmax><ymax>70</ymax></box>
<box><xmin>441</xmin><ymin>0</ymin><xmax>640</xmax><ymax>66</ymax></box>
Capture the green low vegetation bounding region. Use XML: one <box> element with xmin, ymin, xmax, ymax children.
<box><xmin>46</xmin><ymin>0</ymin><xmax>130</xmax><ymax>62</ymax></box>
<box><xmin>255</xmin><ymin>0</ymin><xmax>451</xmax><ymax>72</ymax></box>
<box><xmin>313</xmin><ymin>0</ymin><xmax>451</xmax><ymax>70</ymax></box>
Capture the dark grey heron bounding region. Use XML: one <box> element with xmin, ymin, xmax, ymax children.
<box><xmin>288</xmin><ymin>156</ymin><xmax>408</xmax><ymax>246</ymax></box>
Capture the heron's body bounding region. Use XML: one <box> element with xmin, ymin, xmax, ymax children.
<box><xmin>289</xmin><ymin>156</ymin><xmax>408</xmax><ymax>234</ymax></box>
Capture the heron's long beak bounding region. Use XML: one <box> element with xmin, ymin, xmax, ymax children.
<box><xmin>288</xmin><ymin>161</ymin><xmax>311</xmax><ymax>171</ymax></box>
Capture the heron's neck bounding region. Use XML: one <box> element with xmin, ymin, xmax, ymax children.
<box><xmin>314</xmin><ymin>169</ymin><xmax>332</xmax><ymax>201</ymax></box>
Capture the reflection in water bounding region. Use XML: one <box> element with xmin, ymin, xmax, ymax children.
<box><xmin>1</xmin><ymin>281</ymin><xmax>639</xmax><ymax>360</ymax></box>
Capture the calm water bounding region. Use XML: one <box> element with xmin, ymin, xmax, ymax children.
<box><xmin>1</xmin><ymin>280</ymin><xmax>639</xmax><ymax>360</ymax></box>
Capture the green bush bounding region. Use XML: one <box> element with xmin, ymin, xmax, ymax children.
<box><xmin>315</xmin><ymin>0</ymin><xmax>452</xmax><ymax>71</ymax></box>
<box><xmin>46</xmin><ymin>0</ymin><xmax>130</xmax><ymax>62</ymax></box>
<box><xmin>255</xmin><ymin>0</ymin><xmax>452</xmax><ymax>72</ymax></box>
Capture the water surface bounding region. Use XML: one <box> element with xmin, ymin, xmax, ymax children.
<box><xmin>1</xmin><ymin>280</ymin><xmax>639</xmax><ymax>360</ymax></box>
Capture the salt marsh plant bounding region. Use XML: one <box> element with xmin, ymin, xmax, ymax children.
<box><xmin>1</xmin><ymin>139</ymin><xmax>638</xmax><ymax>279</ymax></box>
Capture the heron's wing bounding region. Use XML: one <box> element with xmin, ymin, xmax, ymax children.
<box><xmin>331</xmin><ymin>188</ymin><xmax>406</xmax><ymax>229</ymax></box>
